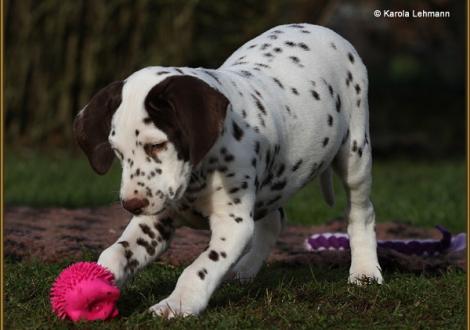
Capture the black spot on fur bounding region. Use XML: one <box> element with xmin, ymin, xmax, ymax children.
<box><xmin>229</xmin><ymin>187</ymin><xmax>240</xmax><ymax>194</ymax></box>
<box><xmin>355</xmin><ymin>84</ymin><xmax>361</xmax><ymax>94</ymax></box>
<box><xmin>255</xmin><ymin>141</ymin><xmax>260</xmax><ymax>154</ymax></box>
<box><xmin>348</xmin><ymin>52</ymin><xmax>355</xmax><ymax>63</ymax></box>
<box><xmin>289</xmin><ymin>56</ymin><xmax>303</xmax><ymax>66</ymax></box>
<box><xmin>285</xmin><ymin>41</ymin><xmax>295</xmax><ymax>47</ymax></box>
<box><xmin>124</xmin><ymin>249</ymin><xmax>133</xmax><ymax>259</ymax></box>
<box><xmin>209</xmin><ymin>250</ymin><xmax>219</xmax><ymax>261</ymax></box>
<box><xmin>291</xmin><ymin>87</ymin><xmax>299</xmax><ymax>95</ymax></box>
<box><xmin>298</xmin><ymin>42</ymin><xmax>310</xmax><ymax>50</ymax></box>
<box><xmin>235</xmin><ymin>217</ymin><xmax>243</xmax><ymax>223</ymax></box>
<box><xmin>198</xmin><ymin>270</ymin><xmax>206</xmax><ymax>280</ymax></box>
<box><xmin>220</xmin><ymin>252</ymin><xmax>227</xmax><ymax>258</ymax></box>
<box><xmin>136</xmin><ymin>238</ymin><xmax>155</xmax><ymax>255</ymax></box>
<box><xmin>328</xmin><ymin>115</ymin><xmax>333</xmax><ymax>126</ymax></box>
<box><xmin>271</xmin><ymin>180</ymin><xmax>287</xmax><ymax>191</ymax></box>
<box><xmin>157</xmin><ymin>71</ymin><xmax>170</xmax><ymax>75</ymax></box>
<box><xmin>292</xmin><ymin>159</ymin><xmax>303</xmax><ymax>172</ymax></box>
<box><xmin>204</xmin><ymin>70</ymin><xmax>222</xmax><ymax>84</ymax></box>
<box><xmin>258</xmin><ymin>113</ymin><xmax>266</xmax><ymax>127</ymax></box>
<box><xmin>139</xmin><ymin>223</ymin><xmax>156</xmax><ymax>239</ymax></box>
<box><xmin>277</xmin><ymin>164</ymin><xmax>285</xmax><ymax>177</ymax></box>
<box><xmin>135</xmin><ymin>130</ymin><xmax>139</xmax><ymax>136</ymax></box>
<box><xmin>346</xmin><ymin>71</ymin><xmax>353</xmax><ymax>86</ymax></box>
<box><xmin>330</xmin><ymin>42</ymin><xmax>337</xmax><ymax>50</ymax></box>
<box><xmin>254</xmin><ymin>98</ymin><xmax>267</xmax><ymax>115</ymax></box>
<box><xmin>336</xmin><ymin>95</ymin><xmax>342</xmax><ymax>112</ymax></box>
<box><xmin>328</xmin><ymin>85</ymin><xmax>334</xmax><ymax>96</ymax></box>
<box><xmin>232</xmin><ymin>121</ymin><xmax>244</xmax><ymax>141</ymax></box>
<box><xmin>255</xmin><ymin>63</ymin><xmax>270</xmax><ymax>68</ymax></box>
<box><xmin>352</xmin><ymin>140</ymin><xmax>358</xmax><ymax>152</ymax></box>
<box><xmin>118</xmin><ymin>241</ymin><xmax>129</xmax><ymax>248</ymax></box>
<box><xmin>273</xmin><ymin>47</ymin><xmax>283</xmax><ymax>53</ymax></box>
<box><xmin>273</xmin><ymin>77</ymin><xmax>284</xmax><ymax>89</ymax></box>
<box><xmin>265</xmin><ymin>150</ymin><xmax>271</xmax><ymax>168</ymax></box>
<box><xmin>261</xmin><ymin>173</ymin><xmax>274</xmax><ymax>188</ymax></box>
<box><xmin>241</xmin><ymin>70</ymin><xmax>253</xmax><ymax>78</ymax></box>
<box><xmin>311</xmin><ymin>90</ymin><xmax>320</xmax><ymax>100</ymax></box>
<box><xmin>357</xmin><ymin>99</ymin><xmax>361</xmax><ymax>107</ymax></box>
<box><xmin>261</xmin><ymin>43</ymin><xmax>271</xmax><ymax>50</ymax></box>
<box><xmin>323</xmin><ymin>137</ymin><xmax>329</xmax><ymax>147</ymax></box>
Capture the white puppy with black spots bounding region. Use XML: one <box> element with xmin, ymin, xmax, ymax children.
<box><xmin>74</xmin><ymin>23</ymin><xmax>382</xmax><ymax>318</ymax></box>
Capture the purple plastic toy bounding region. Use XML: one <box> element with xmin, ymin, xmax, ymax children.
<box><xmin>305</xmin><ymin>225</ymin><xmax>466</xmax><ymax>256</ymax></box>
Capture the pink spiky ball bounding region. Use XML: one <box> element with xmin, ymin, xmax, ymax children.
<box><xmin>50</xmin><ymin>262</ymin><xmax>120</xmax><ymax>322</ymax></box>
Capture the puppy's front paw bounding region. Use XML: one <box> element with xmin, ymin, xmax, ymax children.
<box><xmin>149</xmin><ymin>296</ymin><xmax>201</xmax><ymax>319</ymax></box>
<box><xmin>348</xmin><ymin>263</ymin><xmax>383</xmax><ymax>285</ymax></box>
<box><xmin>97</xmin><ymin>247</ymin><xmax>128</xmax><ymax>287</ymax></box>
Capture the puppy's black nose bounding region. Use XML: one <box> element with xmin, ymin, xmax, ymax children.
<box><xmin>122</xmin><ymin>198</ymin><xmax>149</xmax><ymax>215</ymax></box>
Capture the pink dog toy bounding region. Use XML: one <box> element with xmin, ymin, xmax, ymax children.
<box><xmin>50</xmin><ymin>262</ymin><xmax>120</xmax><ymax>322</ymax></box>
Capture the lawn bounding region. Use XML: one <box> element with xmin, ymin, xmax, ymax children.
<box><xmin>4</xmin><ymin>150</ymin><xmax>467</xmax><ymax>329</ymax></box>
<box><xmin>5</xmin><ymin>257</ymin><xmax>465</xmax><ymax>330</ymax></box>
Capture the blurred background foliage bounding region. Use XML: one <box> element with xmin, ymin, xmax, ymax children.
<box><xmin>4</xmin><ymin>0</ymin><xmax>466</xmax><ymax>156</ymax></box>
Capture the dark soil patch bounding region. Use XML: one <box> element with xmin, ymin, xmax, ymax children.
<box><xmin>4</xmin><ymin>206</ymin><xmax>465</xmax><ymax>273</ymax></box>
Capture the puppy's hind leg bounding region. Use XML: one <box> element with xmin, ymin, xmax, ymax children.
<box><xmin>229</xmin><ymin>208</ymin><xmax>285</xmax><ymax>282</ymax></box>
<box><xmin>334</xmin><ymin>100</ymin><xmax>382</xmax><ymax>285</ymax></box>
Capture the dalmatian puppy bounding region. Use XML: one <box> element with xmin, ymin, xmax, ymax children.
<box><xmin>74</xmin><ymin>23</ymin><xmax>382</xmax><ymax>318</ymax></box>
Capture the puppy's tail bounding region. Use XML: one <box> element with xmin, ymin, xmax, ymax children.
<box><xmin>319</xmin><ymin>167</ymin><xmax>335</xmax><ymax>207</ymax></box>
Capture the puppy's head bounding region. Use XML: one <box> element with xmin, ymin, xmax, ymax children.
<box><xmin>74</xmin><ymin>70</ymin><xmax>228</xmax><ymax>215</ymax></box>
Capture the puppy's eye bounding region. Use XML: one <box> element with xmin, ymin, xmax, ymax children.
<box><xmin>144</xmin><ymin>142</ymin><xmax>167</xmax><ymax>156</ymax></box>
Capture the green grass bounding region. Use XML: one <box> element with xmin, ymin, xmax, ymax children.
<box><xmin>4</xmin><ymin>151</ymin><xmax>467</xmax><ymax>328</ymax></box>
<box><xmin>5</xmin><ymin>150</ymin><xmax>466</xmax><ymax>231</ymax></box>
<box><xmin>5</xmin><ymin>257</ymin><xmax>466</xmax><ymax>330</ymax></box>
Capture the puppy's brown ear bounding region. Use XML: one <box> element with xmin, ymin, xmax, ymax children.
<box><xmin>73</xmin><ymin>81</ymin><xmax>124</xmax><ymax>175</ymax></box>
<box><xmin>145</xmin><ymin>75</ymin><xmax>228</xmax><ymax>166</ymax></box>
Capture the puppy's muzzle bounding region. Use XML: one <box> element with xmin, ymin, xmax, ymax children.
<box><xmin>122</xmin><ymin>198</ymin><xmax>149</xmax><ymax>215</ymax></box>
